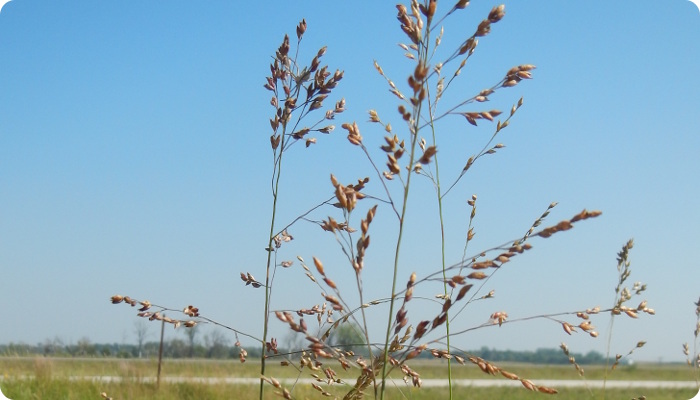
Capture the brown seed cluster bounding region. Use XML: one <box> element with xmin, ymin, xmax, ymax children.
<box><xmin>354</xmin><ymin>205</ymin><xmax>377</xmax><ymax>272</ymax></box>
<box><xmin>293</xmin><ymin>302</ymin><xmax>332</xmax><ymax>326</ymax></box>
<box><xmin>407</xmin><ymin>63</ymin><xmax>429</xmax><ymax>107</ymax></box>
<box><xmin>110</xmin><ymin>295</ymin><xmax>198</xmax><ymax>330</ymax></box>
<box><xmin>319</xmin><ymin>217</ymin><xmax>354</xmax><ymax>233</ymax></box>
<box><xmin>393</xmin><ymin>273</ymin><xmax>417</xmax><ymax>336</ymax></box>
<box><xmin>560</xmin><ymin>342</ymin><xmax>585</xmax><ymax>376</ymax></box>
<box><xmin>265</xmin><ymin>338</ymin><xmax>279</xmax><ymax>355</ymax></box>
<box><xmin>276</xmin><ymin>311</ymin><xmax>309</xmax><ymax>334</ymax></box>
<box><xmin>502</xmin><ymin>64</ymin><xmax>535</xmax><ymax>87</ymax></box>
<box><xmin>418</xmin><ymin>0</ymin><xmax>437</xmax><ymax>19</ymax></box>
<box><xmin>461</xmin><ymin>109</ymin><xmax>503</xmax><ymax>126</ymax></box>
<box><xmin>272</xmin><ymin>230</ymin><xmax>294</xmax><ymax>250</ymax></box>
<box><xmin>537</xmin><ymin>209</ymin><xmax>602</xmax><ymax>238</ymax></box>
<box><xmin>330</xmin><ymin>175</ymin><xmax>368</xmax><ymax>212</ymax></box>
<box><xmin>473</xmin><ymin>5</ymin><xmax>505</xmax><ymax>37</ymax></box>
<box><xmin>265</xmin><ymin>20</ymin><xmax>344</xmax><ymax>152</ymax></box>
<box><xmin>462</xmin><ymin>355</ymin><xmax>558</xmax><ymax>394</ymax></box>
<box><xmin>341</xmin><ymin>122</ymin><xmax>362</xmax><ymax>146</ymax></box>
<box><xmin>396</xmin><ymin>2</ymin><xmax>423</xmax><ymax>45</ymax></box>
<box><xmin>455</xmin><ymin>0</ymin><xmax>470</xmax><ymax>9</ymax></box>
<box><xmin>261</xmin><ymin>375</ymin><xmax>294</xmax><ymax>400</ymax></box>
<box><xmin>323</xmin><ymin>293</ymin><xmax>343</xmax><ymax>312</ymax></box>
<box><xmin>418</xmin><ymin>145</ymin><xmax>437</xmax><ymax>165</ymax></box>
<box><xmin>240</xmin><ymin>272</ymin><xmax>263</xmax><ymax>288</ymax></box>
<box><xmin>233</xmin><ymin>340</ymin><xmax>247</xmax><ymax>363</ymax></box>
<box><xmin>182</xmin><ymin>305</ymin><xmax>199</xmax><ymax>317</ymax></box>
<box><xmin>561</xmin><ymin>320</ymin><xmax>598</xmax><ymax>338</ymax></box>
<box><xmin>490</xmin><ymin>311</ymin><xmax>508</xmax><ymax>326</ymax></box>
<box><xmin>312</xmin><ymin>256</ymin><xmax>337</xmax><ymax>291</ymax></box>
<box><xmin>380</xmin><ymin>134</ymin><xmax>406</xmax><ymax>179</ymax></box>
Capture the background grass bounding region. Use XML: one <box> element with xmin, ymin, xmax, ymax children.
<box><xmin>1</xmin><ymin>379</ymin><xmax>696</xmax><ymax>400</ymax></box>
<box><xmin>1</xmin><ymin>357</ymin><xmax>698</xmax><ymax>399</ymax></box>
<box><xmin>1</xmin><ymin>357</ymin><xmax>695</xmax><ymax>380</ymax></box>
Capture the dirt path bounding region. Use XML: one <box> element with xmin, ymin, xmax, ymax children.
<box><xmin>62</xmin><ymin>376</ymin><xmax>700</xmax><ymax>389</ymax></box>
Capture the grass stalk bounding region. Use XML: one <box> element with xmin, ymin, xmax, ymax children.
<box><xmin>260</xmin><ymin>125</ymin><xmax>286</xmax><ymax>400</ymax></box>
<box><xmin>431</xmin><ymin>130</ymin><xmax>453</xmax><ymax>400</ymax></box>
<box><xmin>424</xmin><ymin>81</ymin><xmax>453</xmax><ymax>397</ymax></box>
<box><xmin>379</xmin><ymin>163</ymin><xmax>413</xmax><ymax>400</ymax></box>
<box><xmin>380</xmin><ymin>28</ymin><xmax>431</xmax><ymax>399</ymax></box>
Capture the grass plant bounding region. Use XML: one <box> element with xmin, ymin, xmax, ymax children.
<box><xmin>104</xmin><ymin>1</ymin><xmax>657</xmax><ymax>399</ymax></box>
<box><xmin>682</xmin><ymin>297</ymin><xmax>700</xmax><ymax>386</ymax></box>
<box><xmin>1</xmin><ymin>357</ymin><xmax>695</xmax><ymax>381</ymax></box>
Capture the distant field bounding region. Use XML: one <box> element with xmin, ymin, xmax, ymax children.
<box><xmin>1</xmin><ymin>357</ymin><xmax>698</xmax><ymax>399</ymax></box>
<box><xmin>1</xmin><ymin>356</ymin><xmax>697</xmax><ymax>380</ymax></box>
<box><xmin>1</xmin><ymin>380</ymin><xmax>697</xmax><ymax>400</ymax></box>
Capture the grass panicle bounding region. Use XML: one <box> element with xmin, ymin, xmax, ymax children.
<box><xmin>105</xmin><ymin>2</ymin><xmax>656</xmax><ymax>400</ymax></box>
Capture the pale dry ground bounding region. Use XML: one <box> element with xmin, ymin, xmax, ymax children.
<box><xmin>13</xmin><ymin>375</ymin><xmax>694</xmax><ymax>389</ymax></box>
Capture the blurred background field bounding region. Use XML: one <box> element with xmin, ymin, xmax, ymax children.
<box><xmin>1</xmin><ymin>357</ymin><xmax>697</xmax><ymax>399</ymax></box>
<box><xmin>1</xmin><ymin>356</ymin><xmax>697</xmax><ymax>380</ymax></box>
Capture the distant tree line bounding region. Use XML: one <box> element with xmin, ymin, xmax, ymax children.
<box><xmin>471</xmin><ymin>346</ymin><xmax>606</xmax><ymax>365</ymax></box>
<box><xmin>0</xmin><ymin>339</ymin><xmax>263</xmax><ymax>359</ymax></box>
<box><xmin>0</xmin><ymin>338</ymin><xmax>607</xmax><ymax>364</ymax></box>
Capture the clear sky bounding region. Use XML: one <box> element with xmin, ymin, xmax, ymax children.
<box><xmin>1</xmin><ymin>1</ymin><xmax>699</xmax><ymax>363</ymax></box>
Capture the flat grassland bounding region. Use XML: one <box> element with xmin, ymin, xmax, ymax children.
<box><xmin>1</xmin><ymin>357</ymin><xmax>697</xmax><ymax>399</ymax></box>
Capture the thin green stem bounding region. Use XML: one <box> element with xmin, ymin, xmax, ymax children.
<box><xmin>260</xmin><ymin>117</ymin><xmax>289</xmax><ymax>399</ymax></box>
<box><xmin>423</xmin><ymin>63</ymin><xmax>454</xmax><ymax>398</ymax></box>
<box><xmin>260</xmin><ymin>163</ymin><xmax>282</xmax><ymax>399</ymax></box>
<box><xmin>430</xmin><ymin>121</ymin><xmax>453</xmax><ymax>400</ymax></box>
<box><xmin>379</xmin><ymin>30</ymin><xmax>431</xmax><ymax>400</ymax></box>
<box><xmin>379</xmin><ymin>101</ymin><xmax>425</xmax><ymax>400</ymax></box>
<box><xmin>694</xmin><ymin>311</ymin><xmax>700</xmax><ymax>387</ymax></box>
<box><xmin>602</xmin><ymin>300</ymin><xmax>616</xmax><ymax>399</ymax></box>
<box><xmin>379</xmin><ymin>173</ymin><xmax>411</xmax><ymax>400</ymax></box>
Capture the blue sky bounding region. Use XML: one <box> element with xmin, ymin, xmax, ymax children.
<box><xmin>1</xmin><ymin>1</ymin><xmax>699</xmax><ymax>364</ymax></box>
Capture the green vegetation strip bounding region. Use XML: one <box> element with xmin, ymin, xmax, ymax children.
<box><xmin>1</xmin><ymin>357</ymin><xmax>696</xmax><ymax>381</ymax></box>
<box><xmin>2</xmin><ymin>357</ymin><xmax>698</xmax><ymax>400</ymax></box>
<box><xmin>1</xmin><ymin>378</ymin><xmax>697</xmax><ymax>400</ymax></box>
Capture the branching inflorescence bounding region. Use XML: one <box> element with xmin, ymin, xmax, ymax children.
<box><xmin>110</xmin><ymin>2</ymin><xmax>654</xmax><ymax>399</ymax></box>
